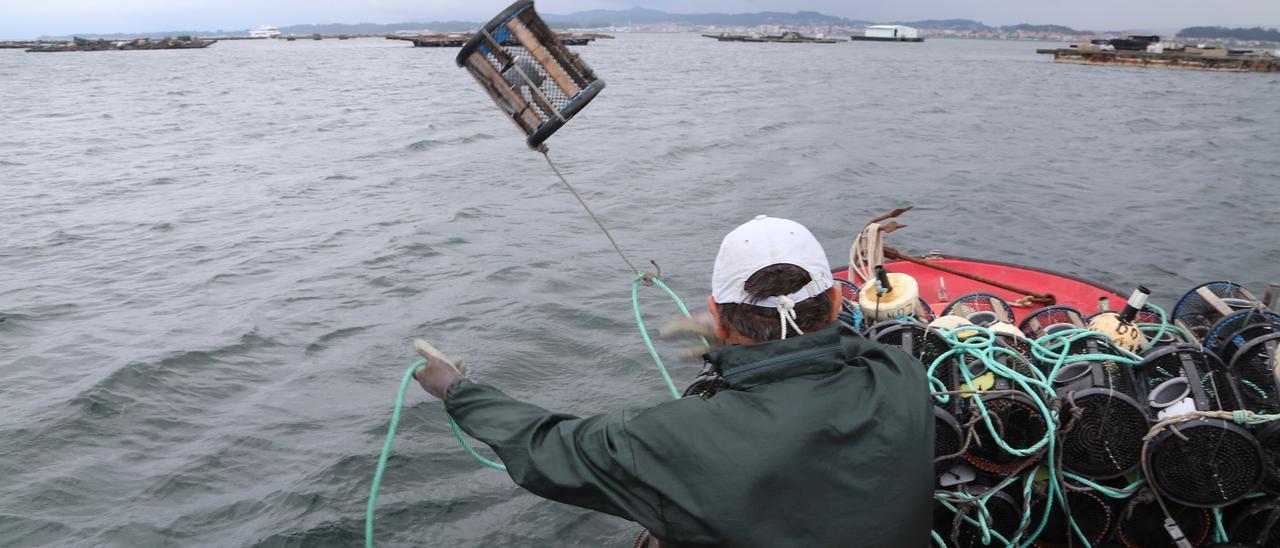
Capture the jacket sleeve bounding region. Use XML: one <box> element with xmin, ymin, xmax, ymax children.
<box><xmin>443</xmin><ymin>380</ymin><xmax>666</xmax><ymax>532</ymax></box>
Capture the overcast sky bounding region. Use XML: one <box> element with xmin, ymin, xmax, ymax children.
<box><xmin>4</xmin><ymin>0</ymin><xmax>1278</xmax><ymax>39</ymax></box>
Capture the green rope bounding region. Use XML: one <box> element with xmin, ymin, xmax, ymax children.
<box><xmin>366</xmin><ymin>275</ymin><xmax>705</xmax><ymax>546</ymax></box>
<box><xmin>449</xmin><ymin>415</ymin><xmax>507</xmax><ymax>471</ymax></box>
<box><xmin>930</xmin><ymin>530</ymin><xmax>947</xmax><ymax>547</ymax></box>
<box><xmin>632</xmin><ymin>275</ymin><xmax>706</xmax><ymax>400</ymax></box>
<box><xmin>937</xmin><ymin>497</ymin><xmax>1013</xmax><ymax>546</ymax></box>
<box><xmin>365</xmin><ymin>359</ymin><xmax>423</xmax><ymax>548</ymax></box>
<box><xmin>925</xmin><ymin>318</ymin><xmax>1167</xmax><ymax>548</ymax></box>
<box><xmin>1212</xmin><ymin>507</ymin><xmax>1228</xmax><ymax>543</ymax></box>
<box><xmin>1061</xmin><ymin>473</ymin><xmax>1143</xmax><ymax>499</ymax></box>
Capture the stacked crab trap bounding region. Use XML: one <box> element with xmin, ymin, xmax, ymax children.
<box><xmin>843</xmin><ymin>279</ymin><xmax>1280</xmax><ymax>547</ymax></box>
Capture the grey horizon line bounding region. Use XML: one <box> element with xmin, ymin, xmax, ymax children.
<box><xmin>8</xmin><ymin>7</ymin><xmax>1277</xmax><ymax>41</ymax></box>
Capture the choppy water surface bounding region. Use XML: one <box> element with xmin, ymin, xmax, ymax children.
<box><xmin>2</xmin><ymin>34</ymin><xmax>1278</xmax><ymax>547</ymax></box>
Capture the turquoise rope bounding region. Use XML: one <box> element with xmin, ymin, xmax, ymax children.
<box><xmin>930</xmin><ymin>530</ymin><xmax>947</xmax><ymax>547</ymax></box>
<box><xmin>365</xmin><ymin>359</ymin><xmax>424</xmax><ymax>548</ymax></box>
<box><xmin>926</xmin><ymin>319</ymin><xmax>1168</xmax><ymax>547</ymax></box>
<box><xmin>632</xmin><ymin>275</ymin><xmax>705</xmax><ymax>400</ymax></box>
<box><xmin>1061</xmin><ymin>473</ymin><xmax>1143</xmax><ymax>499</ymax></box>
<box><xmin>367</xmin><ymin>275</ymin><xmax>705</xmax><ymax>546</ymax></box>
<box><xmin>922</xmin><ymin>305</ymin><xmax>1241</xmax><ymax>547</ymax></box>
<box><xmin>1212</xmin><ymin>507</ymin><xmax>1228</xmax><ymax>543</ymax></box>
<box><xmin>449</xmin><ymin>415</ymin><xmax>507</xmax><ymax>471</ymax></box>
<box><xmin>364</xmin><ymin>359</ymin><xmax>510</xmax><ymax>547</ymax></box>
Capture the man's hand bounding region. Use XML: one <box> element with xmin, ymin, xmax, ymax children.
<box><xmin>658</xmin><ymin>312</ymin><xmax>724</xmax><ymax>360</ymax></box>
<box><xmin>413</xmin><ymin>339</ymin><xmax>467</xmax><ymax>399</ymax></box>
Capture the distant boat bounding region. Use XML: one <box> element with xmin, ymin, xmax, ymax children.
<box><xmin>850</xmin><ymin>25</ymin><xmax>925</xmax><ymax>43</ymax></box>
<box><xmin>249</xmin><ymin>26</ymin><xmax>281</xmax><ymax>39</ymax></box>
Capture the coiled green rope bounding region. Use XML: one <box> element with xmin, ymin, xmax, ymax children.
<box><xmin>923</xmin><ymin>302</ymin><xmax>1280</xmax><ymax>547</ymax></box>
<box><xmin>925</xmin><ymin>312</ymin><xmax>1159</xmax><ymax>548</ymax></box>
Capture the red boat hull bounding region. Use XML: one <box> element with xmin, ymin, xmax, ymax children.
<box><xmin>834</xmin><ymin>256</ymin><xmax>1126</xmax><ymax>324</ymax></box>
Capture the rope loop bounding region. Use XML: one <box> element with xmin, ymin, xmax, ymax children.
<box><xmin>776</xmin><ymin>295</ymin><xmax>804</xmax><ymax>340</ymax></box>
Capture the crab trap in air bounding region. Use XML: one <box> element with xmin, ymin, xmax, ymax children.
<box><xmin>456</xmin><ymin>0</ymin><xmax>605</xmax><ymax>149</ymax></box>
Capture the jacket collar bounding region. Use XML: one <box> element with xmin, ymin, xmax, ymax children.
<box><xmin>704</xmin><ymin>324</ymin><xmax>847</xmax><ymax>390</ymax></box>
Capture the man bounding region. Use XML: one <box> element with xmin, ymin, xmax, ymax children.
<box><xmin>414</xmin><ymin>215</ymin><xmax>934</xmax><ymax>547</ymax></box>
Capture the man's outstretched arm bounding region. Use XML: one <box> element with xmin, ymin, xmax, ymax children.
<box><xmin>441</xmin><ymin>380</ymin><xmax>667</xmax><ymax>535</ymax></box>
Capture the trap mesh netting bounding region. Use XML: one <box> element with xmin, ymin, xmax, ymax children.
<box><xmin>1259</xmin><ymin>422</ymin><xmax>1280</xmax><ymax>494</ymax></box>
<box><xmin>1172</xmin><ymin>281</ymin><xmax>1262</xmax><ymax>342</ymax></box>
<box><xmin>1227</xmin><ymin>498</ymin><xmax>1280</xmax><ymax>547</ymax></box>
<box><xmin>456</xmin><ymin>0</ymin><xmax>605</xmax><ymax>148</ymax></box>
<box><xmin>1139</xmin><ymin>345</ymin><xmax>1267</xmax><ymax>507</ymax></box>
<box><xmin>1055</xmin><ymin>335</ymin><xmax>1148</xmax><ymax>480</ymax></box>
<box><xmin>1116</xmin><ymin>494</ymin><xmax>1212</xmax><ymax>548</ymax></box>
<box><xmin>1019</xmin><ymin>305</ymin><xmax>1086</xmax><ymax>338</ymax></box>
<box><xmin>941</xmin><ymin>292</ymin><xmax>1014</xmax><ymax>326</ymax></box>
<box><xmin>1204</xmin><ymin>309</ymin><xmax>1280</xmax><ymax>358</ymax></box>
<box><xmin>1227</xmin><ymin>330</ymin><xmax>1280</xmax><ymax>413</ymax></box>
<box><xmin>1031</xmin><ymin>490</ymin><xmax>1113</xmax><ymax>547</ymax></box>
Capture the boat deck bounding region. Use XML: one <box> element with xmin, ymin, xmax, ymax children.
<box><xmin>835</xmin><ymin>255</ymin><xmax>1126</xmax><ymax>324</ymax></box>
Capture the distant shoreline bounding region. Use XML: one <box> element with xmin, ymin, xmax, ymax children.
<box><xmin>4</xmin><ymin>33</ymin><xmax>1277</xmax><ymax>51</ymax></box>
<box><xmin>11</xmin><ymin>8</ymin><xmax>1278</xmax><ymax>45</ymax></box>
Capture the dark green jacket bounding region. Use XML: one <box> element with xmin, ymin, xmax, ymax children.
<box><xmin>445</xmin><ymin>324</ymin><xmax>934</xmax><ymax>547</ymax></box>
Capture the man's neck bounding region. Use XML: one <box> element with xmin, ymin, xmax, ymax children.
<box><xmin>727</xmin><ymin>319</ymin><xmax>836</xmax><ymax>346</ymax></box>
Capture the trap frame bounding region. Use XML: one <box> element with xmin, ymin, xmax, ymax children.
<box><xmin>456</xmin><ymin>0</ymin><xmax>606</xmax><ymax>149</ymax></box>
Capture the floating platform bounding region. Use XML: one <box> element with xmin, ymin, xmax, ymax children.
<box><xmin>386</xmin><ymin>32</ymin><xmax>610</xmax><ymax>47</ymax></box>
<box><xmin>0</xmin><ymin>41</ymin><xmax>51</xmax><ymax>49</ymax></box>
<box><xmin>25</xmin><ymin>37</ymin><xmax>216</xmax><ymax>52</ymax></box>
<box><xmin>702</xmin><ymin>31</ymin><xmax>843</xmax><ymax>44</ymax></box>
<box><xmin>849</xmin><ymin>36</ymin><xmax>924</xmax><ymax>43</ymax></box>
<box><xmin>1036</xmin><ymin>48</ymin><xmax>1280</xmax><ymax>72</ymax></box>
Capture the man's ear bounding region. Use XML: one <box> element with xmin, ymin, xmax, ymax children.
<box><xmin>707</xmin><ymin>296</ymin><xmax>731</xmax><ymax>341</ymax></box>
<box><xmin>828</xmin><ymin>286</ymin><xmax>842</xmax><ymax>322</ymax></box>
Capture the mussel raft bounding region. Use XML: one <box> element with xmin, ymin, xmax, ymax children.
<box><xmin>839</xmin><ymin>263</ymin><xmax>1280</xmax><ymax>548</ymax></box>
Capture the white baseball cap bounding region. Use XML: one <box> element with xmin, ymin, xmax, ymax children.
<box><xmin>712</xmin><ymin>215</ymin><xmax>834</xmax><ymax>307</ymax></box>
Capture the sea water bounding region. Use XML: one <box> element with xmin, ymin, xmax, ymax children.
<box><xmin>2</xmin><ymin>33</ymin><xmax>1278</xmax><ymax>546</ymax></box>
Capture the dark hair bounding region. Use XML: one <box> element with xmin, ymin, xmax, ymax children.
<box><xmin>717</xmin><ymin>263</ymin><xmax>836</xmax><ymax>342</ymax></box>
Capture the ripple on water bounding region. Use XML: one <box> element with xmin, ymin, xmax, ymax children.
<box><xmin>305</xmin><ymin>326</ymin><xmax>370</xmax><ymax>355</ymax></box>
<box><xmin>72</xmin><ymin>330</ymin><xmax>278</xmax><ymax>418</ymax></box>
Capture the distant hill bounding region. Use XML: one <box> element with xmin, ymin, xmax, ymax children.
<box><xmin>276</xmin><ymin>21</ymin><xmax>478</xmax><ymax>35</ymax></box>
<box><xmin>1177</xmin><ymin>26</ymin><xmax>1280</xmax><ymax>41</ymax></box>
<box><xmin>888</xmin><ymin>19</ymin><xmax>992</xmax><ymax>31</ymax></box>
<box><xmin>543</xmin><ymin>8</ymin><xmax>870</xmax><ymax>28</ymax></box>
